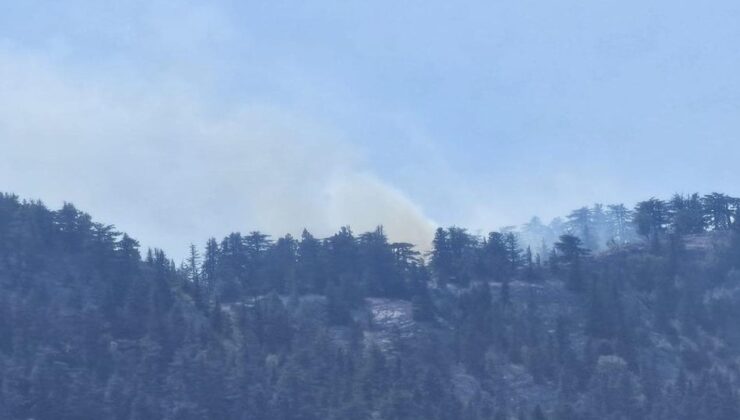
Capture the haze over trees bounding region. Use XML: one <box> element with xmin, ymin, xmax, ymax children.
<box><xmin>1</xmin><ymin>191</ymin><xmax>740</xmax><ymax>419</ymax></box>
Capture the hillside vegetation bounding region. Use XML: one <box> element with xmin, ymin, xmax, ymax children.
<box><xmin>1</xmin><ymin>192</ymin><xmax>740</xmax><ymax>419</ymax></box>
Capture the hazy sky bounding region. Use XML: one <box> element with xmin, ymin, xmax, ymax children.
<box><xmin>2</xmin><ymin>1</ymin><xmax>740</xmax><ymax>259</ymax></box>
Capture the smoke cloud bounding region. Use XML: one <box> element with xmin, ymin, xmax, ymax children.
<box><xmin>0</xmin><ymin>47</ymin><xmax>437</xmax><ymax>260</ymax></box>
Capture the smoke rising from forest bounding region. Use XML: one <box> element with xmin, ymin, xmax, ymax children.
<box><xmin>4</xmin><ymin>0</ymin><xmax>740</xmax><ymax>261</ymax></box>
<box><xmin>0</xmin><ymin>48</ymin><xmax>436</xmax><ymax>258</ymax></box>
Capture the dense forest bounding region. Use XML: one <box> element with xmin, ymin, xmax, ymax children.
<box><xmin>2</xmin><ymin>191</ymin><xmax>740</xmax><ymax>419</ymax></box>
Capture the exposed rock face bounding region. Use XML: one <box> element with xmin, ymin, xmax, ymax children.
<box><xmin>363</xmin><ymin>298</ymin><xmax>416</xmax><ymax>352</ymax></box>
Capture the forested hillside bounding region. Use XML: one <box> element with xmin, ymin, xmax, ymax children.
<box><xmin>2</xmin><ymin>192</ymin><xmax>740</xmax><ymax>419</ymax></box>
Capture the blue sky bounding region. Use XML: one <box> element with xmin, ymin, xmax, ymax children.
<box><xmin>1</xmin><ymin>1</ymin><xmax>739</xmax><ymax>258</ymax></box>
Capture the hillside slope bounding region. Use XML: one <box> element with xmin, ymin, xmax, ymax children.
<box><xmin>2</xmin><ymin>193</ymin><xmax>740</xmax><ymax>419</ymax></box>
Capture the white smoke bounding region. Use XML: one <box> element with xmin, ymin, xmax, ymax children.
<box><xmin>0</xmin><ymin>47</ymin><xmax>437</xmax><ymax>260</ymax></box>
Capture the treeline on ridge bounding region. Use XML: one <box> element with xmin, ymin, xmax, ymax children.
<box><xmin>2</xmin><ymin>191</ymin><xmax>740</xmax><ymax>419</ymax></box>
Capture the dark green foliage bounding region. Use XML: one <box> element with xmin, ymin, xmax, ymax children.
<box><xmin>702</xmin><ymin>193</ymin><xmax>737</xmax><ymax>231</ymax></box>
<box><xmin>567</xmin><ymin>207</ymin><xmax>597</xmax><ymax>250</ymax></box>
<box><xmin>431</xmin><ymin>227</ymin><xmax>478</xmax><ymax>286</ymax></box>
<box><xmin>634</xmin><ymin>198</ymin><xmax>669</xmax><ymax>247</ymax></box>
<box><xmin>554</xmin><ymin>234</ymin><xmax>589</xmax><ymax>291</ymax></box>
<box><xmin>532</xmin><ymin>405</ymin><xmax>547</xmax><ymax>420</ymax></box>
<box><xmin>669</xmin><ymin>193</ymin><xmax>705</xmax><ymax>234</ymax></box>
<box><xmin>606</xmin><ymin>203</ymin><xmax>633</xmax><ymax>244</ymax></box>
<box><xmin>3</xmin><ymin>192</ymin><xmax>740</xmax><ymax>420</ymax></box>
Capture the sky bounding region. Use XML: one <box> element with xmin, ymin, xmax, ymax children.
<box><xmin>1</xmin><ymin>1</ymin><xmax>740</xmax><ymax>260</ymax></box>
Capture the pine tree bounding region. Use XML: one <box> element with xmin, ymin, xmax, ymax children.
<box><xmin>702</xmin><ymin>193</ymin><xmax>737</xmax><ymax>231</ymax></box>
<box><xmin>566</xmin><ymin>207</ymin><xmax>596</xmax><ymax>250</ymax></box>
<box><xmin>634</xmin><ymin>198</ymin><xmax>669</xmax><ymax>249</ymax></box>
<box><xmin>669</xmin><ymin>193</ymin><xmax>705</xmax><ymax>235</ymax></box>
<box><xmin>554</xmin><ymin>234</ymin><xmax>589</xmax><ymax>291</ymax></box>
<box><xmin>606</xmin><ymin>203</ymin><xmax>632</xmax><ymax>244</ymax></box>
